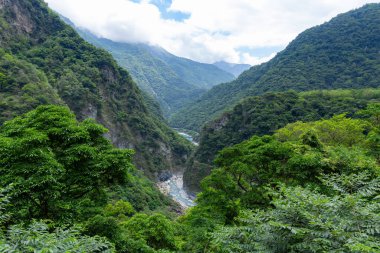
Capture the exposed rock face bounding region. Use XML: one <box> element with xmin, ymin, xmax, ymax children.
<box><xmin>0</xmin><ymin>0</ymin><xmax>192</xmax><ymax>180</ymax></box>
<box><xmin>212</xmin><ymin>115</ymin><xmax>229</xmax><ymax>131</ymax></box>
<box><xmin>0</xmin><ymin>0</ymin><xmax>10</xmax><ymax>8</ymax></box>
<box><xmin>158</xmin><ymin>171</ymin><xmax>172</xmax><ymax>182</ymax></box>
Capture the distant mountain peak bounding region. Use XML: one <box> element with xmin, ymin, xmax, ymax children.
<box><xmin>213</xmin><ymin>61</ymin><xmax>251</xmax><ymax>77</ymax></box>
<box><xmin>171</xmin><ymin>3</ymin><xmax>380</xmax><ymax>131</ymax></box>
<box><xmin>64</xmin><ymin>19</ymin><xmax>235</xmax><ymax>117</ymax></box>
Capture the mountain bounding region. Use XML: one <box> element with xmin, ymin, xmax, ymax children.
<box><xmin>66</xmin><ymin>23</ymin><xmax>235</xmax><ymax>117</ymax></box>
<box><xmin>0</xmin><ymin>0</ymin><xmax>192</xmax><ymax>180</ymax></box>
<box><xmin>144</xmin><ymin>45</ymin><xmax>235</xmax><ymax>90</ymax></box>
<box><xmin>213</xmin><ymin>61</ymin><xmax>251</xmax><ymax>77</ymax></box>
<box><xmin>184</xmin><ymin>88</ymin><xmax>380</xmax><ymax>191</ymax></box>
<box><xmin>170</xmin><ymin>3</ymin><xmax>380</xmax><ymax>131</ymax></box>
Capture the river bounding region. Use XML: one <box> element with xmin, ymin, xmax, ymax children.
<box><xmin>157</xmin><ymin>173</ymin><xmax>195</xmax><ymax>208</ymax></box>
<box><xmin>156</xmin><ymin>131</ymin><xmax>197</xmax><ymax>208</ymax></box>
<box><xmin>177</xmin><ymin>131</ymin><xmax>199</xmax><ymax>146</ymax></box>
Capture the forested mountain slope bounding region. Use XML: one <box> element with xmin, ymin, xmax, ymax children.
<box><xmin>170</xmin><ymin>3</ymin><xmax>380</xmax><ymax>131</ymax></box>
<box><xmin>70</xmin><ymin>25</ymin><xmax>234</xmax><ymax>117</ymax></box>
<box><xmin>184</xmin><ymin>88</ymin><xmax>380</xmax><ymax>191</ymax></box>
<box><xmin>1</xmin><ymin>1</ymin><xmax>379</xmax><ymax>252</ymax></box>
<box><xmin>0</xmin><ymin>0</ymin><xmax>192</xmax><ymax>179</ymax></box>
<box><xmin>213</xmin><ymin>61</ymin><xmax>251</xmax><ymax>77</ymax></box>
<box><xmin>183</xmin><ymin>110</ymin><xmax>380</xmax><ymax>251</ymax></box>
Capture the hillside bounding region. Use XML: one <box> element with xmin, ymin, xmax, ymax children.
<box><xmin>184</xmin><ymin>88</ymin><xmax>380</xmax><ymax>191</ymax></box>
<box><xmin>1</xmin><ymin>1</ymin><xmax>380</xmax><ymax>252</ymax></box>
<box><xmin>69</xmin><ymin>25</ymin><xmax>234</xmax><ymax>117</ymax></box>
<box><xmin>183</xmin><ymin>111</ymin><xmax>380</xmax><ymax>251</ymax></box>
<box><xmin>0</xmin><ymin>0</ymin><xmax>192</xmax><ymax>179</ymax></box>
<box><xmin>213</xmin><ymin>61</ymin><xmax>251</xmax><ymax>77</ymax></box>
<box><xmin>170</xmin><ymin>3</ymin><xmax>380</xmax><ymax>131</ymax></box>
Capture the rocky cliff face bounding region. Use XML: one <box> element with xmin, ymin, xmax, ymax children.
<box><xmin>0</xmin><ymin>0</ymin><xmax>192</xmax><ymax>179</ymax></box>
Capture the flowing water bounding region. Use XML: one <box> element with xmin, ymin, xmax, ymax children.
<box><xmin>156</xmin><ymin>131</ymin><xmax>197</xmax><ymax>208</ymax></box>
<box><xmin>177</xmin><ymin>131</ymin><xmax>199</xmax><ymax>146</ymax></box>
<box><xmin>158</xmin><ymin>173</ymin><xmax>195</xmax><ymax>208</ymax></box>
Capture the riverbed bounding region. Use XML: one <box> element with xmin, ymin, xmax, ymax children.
<box><xmin>156</xmin><ymin>130</ymin><xmax>197</xmax><ymax>208</ymax></box>
<box><xmin>157</xmin><ymin>173</ymin><xmax>195</xmax><ymax>208</ymax></box>
<box><xmin>177</xmin><ymin>131</ymin><xmax>199</xmax><ymax>146</ymax></box>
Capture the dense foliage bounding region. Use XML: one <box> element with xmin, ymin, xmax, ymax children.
<box><xmin>0</xmin><ymin>106</ymin><xmax>173</xmax><ymax>221</ymax></box>
<box><xmin>0</xmin><ymin>49</ymin><xmax>62</xmax><ymax>123</ymax></box>
<box><xmin>1</xmin><ymin>221</ymin><xmax>115</xmax><ymax>253</ymax></box>
<box><xmin>75</xmin><ymin>27</ymin><xmax>234</xmax><ymax>117</ymax></box>
<box><xmin>6</xmin><ymin>106</ymin><xmax>378</xmax><ymax>252</ymax></box>
<box><xmin>179</xmin><ymin>105</ymin><xmax>380</xmax><ymax>252</ymax></box>
<box><xmin>184</xmin><ymin>88</ymin><xmax>380</xmax><ymax>191</ymax></box>
<box><xmin>1</xmin><ymin>1</ymin><xmax>379</xmax><ymax>252</ymax></box>
<box><xmin>0</xmin><ymin>188</ymin><xmax>115</xmax><ymax>252</ymax></box>
<box><xmin>170</xmin><ymin>3</ymin><xmax>380</xmax><ymax>131</ymax></box>
<box><xmin>0</xmin><ymin>0</ymin><xmax>192</xmax><ymax>179</ymax></box>
<box><xmin>209</xmin><ymin>180</ymin><xmax>380</xmax><ymax>253</ymax></box>
<box><xmin>0</xmin><ymin>106</ymin><xmax>183</xmax><ymax>252</ymax></box>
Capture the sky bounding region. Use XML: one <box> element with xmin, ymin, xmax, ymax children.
<box><xmin>44</xmin><ymin>0</ymin><xmax>379</xmax><ymax>65</ymax></box>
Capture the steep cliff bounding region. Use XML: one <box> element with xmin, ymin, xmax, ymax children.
<box><xmin>0</xmin><ymin>0</ymin><xmax>192</xmax><ymax>179</ymax></box>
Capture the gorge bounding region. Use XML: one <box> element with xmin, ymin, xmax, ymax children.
<box><xmin>0</xmin><ymin>1</ymin><xmax>379</xmax><ymax>252</ymax></box>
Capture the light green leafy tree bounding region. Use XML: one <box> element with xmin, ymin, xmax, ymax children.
<box><xmin>210</xmin><ymin>173</ymin><xmax>380</xmax><ymax>253</ymax></box>
<box><xmin>0</xmin><ymin>105</ymin><xmax>134</xmax><ymax>222</ymax></box>
<box><xmin>0</xmin><ymin>222</ymin><xmax>115</xmax><ymax>253</ymax></box>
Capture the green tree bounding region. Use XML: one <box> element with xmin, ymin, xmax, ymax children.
<box><xmin>122</xmin><ymin>213</ymin><xmax>177</xmax><ymax>251</ymax></box>
<box><xmin>209</xmin><ymin>174</ymin><xmax>380</xmax><ymax>253</ymax></box>
<box><xmin>359</xmin><ymin>104</ymin><xmax>380</xmax><ymax>161</ymax></box>
<box><xmin>0</xmin><ymin>222</ymin><xmax>115</xmax><ymax>252</ymax></box>
<box><xmin>183</xmin><ymin>115</ymin><xmax>379</xmax><ymax>251</ymax></box>
<box><xmin>358</xmin><ymin>103</ymin><xmax>380</xmax><ymax>126</ymax></box>
<box><xmin>0</xmin><ymin>105</ymin><xmax>134</xmax><ymax>222</ymax></box>
<box><xmin>104</xmin><ymin>200</ymin><xmax>136</xmax><ymax>220</ymax></box>
<box><xmin>275</xmin><ymin>114</ymin><xmax>369</xmax><ymax>147</ymax></box>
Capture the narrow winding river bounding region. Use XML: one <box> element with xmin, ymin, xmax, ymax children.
<box><xmin>177</xmin><ymin>131</ymin><xmax>199</xmax><ymax>146</ymax></box>
<box><xmin>157</xmin><ymin>131</ymin><xmax>197</xmax><ymax>208</ymax></box>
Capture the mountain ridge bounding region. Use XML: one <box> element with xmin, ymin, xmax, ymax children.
<box><xmin>0</xmin><ymin>0</ymin><xmax>192</xmax><ymax>179</ymax></box>
<box><xmin>65</xmin><ymin>21</ymin><xmax>235</xmax><ymax>117</ymax></box>
<box><xmin>184</xmin><ymin>88</ymin><xmax>380</xmax><ymax>191</ymax></box>
<box><xmin>213</xmin><ymin>61</ymin><xmax>251</xmax><ymax>77</ymax></box>
<box><xmin>170</xmin><ymin>3</ymin><xmax>380</xmax><ymax>131</ymax></box>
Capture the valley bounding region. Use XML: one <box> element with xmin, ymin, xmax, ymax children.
<box><xmin>176</xmin><ymin>130</ymin><xmax>199</xmax><ymax>146</ymax></box>
<box><xmin>0</xmin><ymin>1</ymin><xmax>379</xmax><ymax>252</ymax></box>
<box><xmin>157</xmin><ymin>173</ymin><xmax>195</xmax><ymax>209</ymax></box>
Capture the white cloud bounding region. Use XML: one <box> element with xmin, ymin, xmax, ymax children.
<box><xmin>44</xmin><ymin>0</ymin><xmax>379</xmax><ymax>65</ymax></box>
<box><xmin>241</xmin><ymin>52</ymin><xmax>277</xmax><ymax>66</ymax></box>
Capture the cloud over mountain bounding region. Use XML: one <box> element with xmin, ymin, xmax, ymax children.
<box><xmin>45</xmin><ymin>0</ymin><xmax>379</xmax><ymax>64</ymax></box>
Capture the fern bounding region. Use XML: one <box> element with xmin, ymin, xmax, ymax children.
<box><xmin>320</xmin><ymin>172</ymin><xmax>380</xmax><ymax>197</ymax></box>
<box><xmin>0</xmin><ymin>221</ymin><xmax>115</xmax><ymax>252</ymax></box>
<box><xmin>209</xmin><ymin>176</ymin><xmax>380</xmax><ymax>253</ymax></box>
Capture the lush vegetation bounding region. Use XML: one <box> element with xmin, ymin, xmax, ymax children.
<box><xmin>179</xmin><ymin>104</ymin><xmax>380</xmax><ymax>252</ymax></box>
<box><xmin>0</xmin><ymin>221</ymin><xmax>115</xmax><ymax>252</ymax></box>
<box><xmin>74</xmin><ymin>26</ymin><xmax>234</xmax><ymax>117</ymax></box>
<box><xmin>170</xmin><ymin>3</ymin><xmax>380</xmax><ymax>131</ymax></box>
<box><xmin>0</xmin><ymin>49</ymin><xmax>62</xmax><ymax>123</ymax></box>
<box><xmin>0</xmin><ymin>0</ymin><xmax>193</xmax><ymax>179</ymax></box>
<box><xmin>1</xmin><ymin>104</ymin><xmax>379</xmax><ymax>252</ymax></box>
<box><xmin>0</xmin><ymin>106</ymin><xmax>174</xmax><ymax>218</ymax></box>
<box><xmin>184</xmin><ymin>88</ymin><xmax>380</xmax><ymax>191</ymax></box>
<box><xmin>0</xmin><ymin>105</ymin><xmax>192</xmax><ymax>252</ymax></box>
<box><xmin>0</xmin><ymin>1</ymin><xmax>379</xmax><ymax>252</ymax></box>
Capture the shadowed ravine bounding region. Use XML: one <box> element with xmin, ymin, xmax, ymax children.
<box><xmin>158</xmin><ymin>173</ymin><xmax>195</xmax><ymax>208</ymax></box>
<box><xmin>157</xmin><ymin>131</ymin><xmax>196</xmax><ymax>208</ymax></box>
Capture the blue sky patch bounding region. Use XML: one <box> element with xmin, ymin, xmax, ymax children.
<box><xmin>237</xmin><ymin>46</ymin><xmax>285</xmax><ymax>57</ymax></box>
<box><xmin>148</xmin><ymin>0</ymin><xmax>190</xmax><ymax>22</ymax></box>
